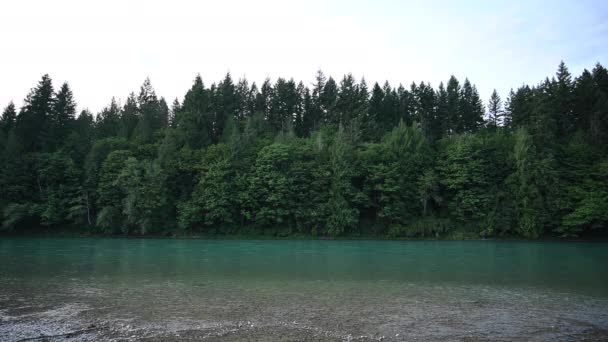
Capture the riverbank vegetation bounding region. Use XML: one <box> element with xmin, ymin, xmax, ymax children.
<box><xmin>1</xmin><ymin>62</ymin><xmax>607</xmax><ymax>238</ymax></box>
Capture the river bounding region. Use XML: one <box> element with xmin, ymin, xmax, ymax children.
<box><xmin>1</xmin><ymin>238</ymin><xmax>607</xmax><ymax>341</ymax></box>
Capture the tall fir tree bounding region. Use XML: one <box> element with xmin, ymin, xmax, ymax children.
<box><xmin>52</xmin><ymin>82</ymin><xmax>77</xmax><ymax>147</ymax></box>
<box><xmin>16</xmin><ymin>74</ymin><xmax>55</xmax><ymax>152</ymax></box>
<box><xmin>1</xmin><ymin>102</ymin><xmax>17</xmax><ymax>134</ymax></box>
<box><xmin>487</xmin><ymin>89</ymin><xmax>503</xmax><ymax>129</ymax></box>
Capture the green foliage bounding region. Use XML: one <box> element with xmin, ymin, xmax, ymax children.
<box><xmin>179</xmin><ymin>144</ymin><xmax>237</xmax><ymax>230</ymax></box>
<box><xmin>387</xmin><ymin>218</ymin><xmax>453</xmax><ymax>238</ymax></box>
<box><xmin>116</xmin><ymin>158</ymin><xmax>169</xmax><ymax>235</ymax></box>
<box><xmin>326</xmin><ymin>125</ymin><xmax>359</xmax><ymax>236</ymax></box>
<box><xmin>2</xmin><ymin>203</ymin><xmax>40</xmax><ymax>231</ymax></box>
<box><xmin>363</xmin><ymin>121</ymin><xmax>432</xmax><ymax>231</ymax></box>
<box><xmin>511</xmin><ymin>128</ymin><xmax>558</xmax><ymax>238</ymax></box>
<box><xmin>2</xmin><ymin>62</ymin><xmax>608</xmax><ymax>239</ymax></box>
<box><xmin>246</xmin><ymin>143</ymin><xmax>300</xmax><ymax>230</ymax></box>
<box><xmin>439</xmin><ymin>134</ymin><xmax>494</xmax><ymax>225</ymax></box>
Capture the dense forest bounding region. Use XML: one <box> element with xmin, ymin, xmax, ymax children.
<box><xmin>1</xmin><ymin>61</ymin><xmax>607</xmax><ymax>239</ymax></box>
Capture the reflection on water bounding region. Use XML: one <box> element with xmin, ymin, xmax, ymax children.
<box><xmin>1</xmin><ymin>238</ymin><xmax>607</xmax><ymax>341</ymax></box>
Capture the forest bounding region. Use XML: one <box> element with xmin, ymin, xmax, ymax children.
<box><xmin>1</xmin><ymin>61</ymin><xmax>607</xmax><ymax>239</ymax></box>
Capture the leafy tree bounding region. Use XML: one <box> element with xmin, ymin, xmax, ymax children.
<box><xmin>179</xmin><ymin>144</ymin><xmax>237</xmax><ymax>231</ymax></box>
<box><xmin>116</xmin><ymin>157</ymin><xmax>169</xmax><ymax>235</ymax></box>
<box><xmin>96</xmin><ymin>150</ymin><xmax>133</xmax><ymax>233</ymax></box>
<box><xmin>362</xmin><ymin>121</ymin><xmax>432</xmax><ymax>235</ymax></box>
<box><xmin>2</xmin><ymin>63</ymin><xmax>607</xmax><ymax>239</ymax></box>
<box><xmin>325</xmin><ymin>125</ymin><xmax>359</xmax><ymax>236</ymax></box>
<box><xmin>439</xmin><ymin>134</ymin><xmax>495</xmax><ymax>229</ymax></box>
<box><xmin>511</xmin><ymin>128</ymin><xmax>558</xmax><ymax>238</ymax></box>
<box><xmin>244</xmin><ymin>142</ymin><xmax>316</xmax><ymax>234</ymax></box>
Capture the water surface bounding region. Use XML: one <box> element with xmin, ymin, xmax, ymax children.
<box><xmin>1</xmin><ymin>238</ymin><xmax>607</xmax><ymax>341</ymax></box>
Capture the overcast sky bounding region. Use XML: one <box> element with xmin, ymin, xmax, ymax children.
<box><xmin>1</xmin><ymin>0</ymin><xmax>607</xmax><ymax>114</ymax></box>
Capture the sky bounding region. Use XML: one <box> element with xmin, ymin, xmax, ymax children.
<box><xmin>1</xmin><ymin>0</ymin><xmax>607</xmax><ymax>114</ymax></box>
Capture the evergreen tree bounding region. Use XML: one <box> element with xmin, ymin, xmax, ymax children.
<box><xmin>445</xmin><ymin>75</ymin><xmax>461</xmax><ymax>135</ymax></box>
<box><xmin>365</xmin><ymin>82</ymin><xmax>384</xmax><ymax>140</ymax></box>
<box><xmin>16</xmin><ymin>74</ymin><xmax>55</xmax><ymax>152</ymax></box>
<box><xmin>270</xmin><ymin>78</ymin><xmax>298</xmax><ymax>132</ymax></box>
<box><xmin>554</xmin><ymin>61</ymin><xmax>575</xmax><ymax>139</ymax></box>
<box><xmin>435</xmin><ymin>82</ymin><xmax>449</xmax><ymax>137</ymax></box>
<box><xmin>321</xmin><ymin>77</ymin><xmax>338</xmax><ymax>123</ymax></box>
<box><xmin>51</xmin><ymin>82</ymin><xmax>77</xmax><ymax>148</ymax></box>
<box><xmin>459</xmin><ymin>79</ymin><xmax>485</xmax><ymax>132</ymax></box>
<box><xmin>2</xmin><ymin>64</ymin><xmax>607</xmax><ymax>239</ymax></box>
<box><xmin>120</xmin><ymin>92</ymin><xmax>139</xmax><ymax>139</ymax></box>
<box><xmin>308</xmin><ymin>70</ymin><xmax>326</xmax><ymax>132</ymax></box>
<box><xmin>487</xmin><ymin>89</ymin><xmax>503</xmax><ymax>129</ymax></box>
<box><xmin>256</xmin><ymin>78</ymin><xmax>274</xmax><ymax>123</ymax></box>
<box><xmin>96</xmin><ymin>97</ymin><xmax>121</xmax><ymax>139</ymax></box>
<box><xmin>176</xmin><ymin>75</ymin><xmax>213</xmax><ymax>148</ymax></box>
<box><xmin>1</xmin><ymin>102</ymin><xmax>17</xmax><ymax>134</ymax></box>
<box><xmin>505</xmin><ymin>85</ymin><xmax>534</xmax><ymax>130</ymax></box>
<box><xmin>414</xmin><ymin>82</ymin><xmax>438</xmax><ymax>142</ymax></box>
<box><xmin>169</xmin><ymin>98</ymin><xmax>180</xmax><ymax>128</ymax></box>
<box><xmin>214</xmin><ymin>73</ymin><xmax>237</xmax><ymax>141</ymax></box>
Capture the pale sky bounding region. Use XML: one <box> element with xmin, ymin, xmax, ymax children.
<box><xmin>1</xmin><ymin>0</ymin><xmax>607</xmax><ymax>114</ymax></box>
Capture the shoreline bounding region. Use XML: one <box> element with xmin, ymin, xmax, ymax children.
<box><xmin>2</xmin><ymin>230</ymin><xmax>606</xmax><ymax>243</ymax></box>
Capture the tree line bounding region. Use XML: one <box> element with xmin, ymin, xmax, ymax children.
<box><xmin>1</xmin><ymin>61</ymin><xmax>607</xmax><ymax>238</ymax></box>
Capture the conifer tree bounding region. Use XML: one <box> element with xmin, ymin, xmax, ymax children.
<box><xmin>487</xmin><ymin>89</ymin><xmax>503</xmax><ymax>129</ymax></box>
<box><xmin>16</xmin><ymin>74</ymin><xmax>56</xmax><ymax>152</ymax></box>
<box><xmin>48</xmin><ymin>82</ymin><xmax>76</xmax><ymax>149</ymax></box>
<box><xmin>445</xmin><ymin>75</ymin><xmax>460</xmax><ymax>135</ymax></box>
<box><xmin>0</xmin><ymin>102</ymin><xmax>17</xmax><ymax>134</ymax></box>
<box><xmin>459</xmin><ymin>79</ymin><xmax>485</xmax><ymax>132</ymax></box>
<box><xmin>177</xmin><ymin>75</ymin><xmax>213</xmax><ymax>148</ymax></box>
<box><xmin>554</xmin><ymin>61</ymin><xmax>575</xmax><ymax>138</ymax></box>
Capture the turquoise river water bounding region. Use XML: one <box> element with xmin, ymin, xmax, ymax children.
<box><xmin>1</xmin><ymin>238</ymin><xmax>607</xmax><ymax>341</ymax></box>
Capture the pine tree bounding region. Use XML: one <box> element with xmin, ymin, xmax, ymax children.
<box><xmin>214</xmin><ymin>73</ymin><xmax>237</xmax><ymax>141</ymax></box>
<box><xmin>169</xmin><ymin>98</ymin><xmax>180</xmax><ymax>128</ymax></box>
<box><xmin>269</xmin><ymin>78</ymin><xmax>298</xmax><ymax>133</ymax></box>
<box><xmin>301</xmin><ymin>87</ymin><xmax>315</xmax><ymax>137</ymax></box>
<box><xmin>96</xmin><ymin>97</ymin><xmax>121</xmax><ymax>138</ymax></box>
<box><xmin>415</xmin><ymin>82</ymin><xmax>438</xmax><ymax>142</ymax></box>
<box><xmin>554</xmin><ymin>61</ymin><xmax>575</xmax><ymax>138</ymax></box>
<box><xmin>120</xmin><ymin>92</ymin><xmax>139</xmax><ymax>139</ymax></box>
<box><xmin>321</xmin><ymin>77</ymin><xmax>338</xmax><ymax>124</ymax></box>
<box><xmin>235</xmin><ymin>78</ymin><xmax>254</xmax><ymax>122</ymax></box>
<box><xmin>0</xmin><ymin>102</ymin><xmax>17</xmax><ymax>134</ymax></box>
<box><xmin>397</xmin><ymin>84</ymin><xmax>413</xmax><ymax>126</ymax></box>
<box><xmin>446</xmin><ymin>75</ymin><xmax>461</xmax><ymax>135</ymax></box>
<box><xmin>51</xmin><ymin>82</ymin><xmax>77</xmax><ymax>148</ymax></box>
<box><xmin>365</xmin><ymin>82</ymin><xmax>384</xmax><ymax>140</ymax></box>
<box><xmin>459</xmin><ymin>79</ymin><xmax>485</xmax><ymax>132</ymax></box>
<box><xmin>177</xmin><ymin>75</ymin><xmax>213</xmax><ymax>148</ymax></box>
<box><xmin>294</xmin><ymin>81</ymin><xmax>307</xmax><ymax>137</ymax></box>
<box><xmin>505</xmin><ymin>85</ymin><xmax>534</xmax><ymax>129</ymax></box>
<box><xmin>308</xmin><ymin>70</ymin><xmax>326</xmax><ymax>131</ymax></box>
<box><xmin>16</xmin><ymin>74</ymin><xmax>55</xmax><ymax>152</ymax></box>
<box><xmin>256</xmin><ymin>78</ymin><xmax>274</xmax><ymax>123</ymax></box>
<box><xmin>335</xmin><ymin>74</ymin><xmax>358</xmax><ymax>124</ymax></box>
<box><xmin>435</xmin><ymin>82</ymin><xmax>449</xmax><ymax>137</ymax></box>
<box><xmin>487</xmin><ymin>89</ymin><xmax>503</xmax><ymax>129</ymax></box>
